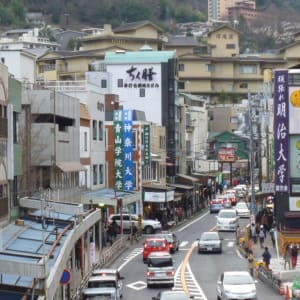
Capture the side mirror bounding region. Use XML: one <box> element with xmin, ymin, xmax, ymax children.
<box><xmin>119</xmin><ymin>276</ymin><xmax>125</xmax><ymax>280</ymax></box>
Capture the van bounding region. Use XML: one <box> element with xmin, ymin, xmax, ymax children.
<box><xmin>146</xmin><ymin>251</ymin><xmax>175</xmax><ymax>288</ymax></box>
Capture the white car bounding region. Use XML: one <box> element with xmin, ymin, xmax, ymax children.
<box><xmin>216</xmin><ymin>209</ymin><xmax>239</xmax><ymax>231</ymax></box>
<box><xmin>108</xmin><ymin>214</ymin><xmax>162</xmax><ymax>234</ymax></box>
<box><xmin>217</xmin><ymin>271</ymin><xmax>257</xmax><ymax>300</ymax></box>
<box><xmin>235</xmin><ymin>201</ymin><xmax>250</xmax><ymax>218</ymax></box>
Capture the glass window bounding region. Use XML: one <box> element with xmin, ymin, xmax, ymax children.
<box><xmin>84</xmin><ymin>132</ymin><xmax>87</xmax><ymax>151</ymax></box>
<box><xmin>178</xmin><ymin>64</ymin><xmax>185</xmax><ymax>71</ymax></box>
<box><xmin>240</xmin><ymin>82</ymin><xmax>248</xmax><ymax>89</ymax></box>
<box><xmin>140</xmin><ymin>88</ymin><xmax>145</xmax><ymax>97</ymax></box>
<box><xmin>207</xmin><ymin>64</ymin><xmax>216</xmax><ymax>72</ymax></box>
<box><xmin>226</xmin><ymin>44</ymin><xmax>235</xmax><ymax>49</ymax></box>
<box><xmin>240</xmin><ymin>65</ymin><xmax>257</xmax><ymax>74</ymax></box>
<box><xmin>117</xmin><ymin>79</ymin><xmax>123</xmax><ymax>87</ymax></box>
<box><xmin>99</xmin><ymin>164</ymin><xmax>104</xmax><ymax>184</ymax></box>
<box><xmin>98</xmin><ymin>121</ymin><xmax>103</xmax><ymax>141</ymax></box>
<box><xmin>93</xmin><ymin>165</ymin><xmax>97</xmax><ymax>185</ymax></box>
<box><xmin>92</xmin><ymin>120</ymin><xmax>97</xmax><ymax>140</ymax></box>
<box><xmin>101</xmin><ymin>79</ymin><xmax>107</xmax><ymax>88</ymax></box>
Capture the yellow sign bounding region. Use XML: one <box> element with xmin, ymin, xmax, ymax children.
<box><xmin>290</xmin><ymin>90</ymin><xmax>300</xmax><ymax>107</ymax></box>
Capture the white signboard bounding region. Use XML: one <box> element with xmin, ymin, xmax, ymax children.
<box><xmin>289</xmin><ymin>197</ymin><xmax>300</xmax><ymax>211</ymax></box>
<box><xmin>261</xmin><ymin>182</ymin><xmax>275</xmax><ymax>193</ymax></box>
<box><xmin>144</xmin><ymin>192</ymin><xmax>165</xmax><ymax>203</ymax></box>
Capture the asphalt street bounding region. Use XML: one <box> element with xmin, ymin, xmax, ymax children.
<box><xmin>108</xmin><ymin>210</ymin><xmax>283</xmax><ymax>299</ymax></box>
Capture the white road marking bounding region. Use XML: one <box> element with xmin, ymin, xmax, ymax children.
<box><xmin>177</xmin><ymin>212</ymin><xmax>209</xmax><ymax>232</ymax></box>
<box><xmin>179</xmin><ymin>241</ymin><xmax>189</xmax><ymax>247</ymax></box>
<box><xmin>126</xmin><ymin>281</ymin><xmax>147</xmax><ymax>291</ymax></box>
<box><xmin>118</xmin><ymin>248</ymin><xmax>143</xmax><ymax>271</ymax></box>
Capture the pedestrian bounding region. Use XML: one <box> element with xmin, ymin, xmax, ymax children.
<box><xmin>258</xmin><ymin>225</ymin><xmax>265</xmax><ymax>249</ymax></box>
<box><xmin>262</xmin><ymin>246</ymin><xmax>271</xmax><ymax>270</ymax></box>
<box><xmin>236</xmin><ymin>224</ymin><xmax>241</xmax><ymax>245</ymax></box>
<box><xmin>269</xmin><ymin>226</ymin><xmax>276</xmax><ymax>248</ymax></box>
<box><xmin>284</xmin><ymin>244</ymin><xmax>291</xmax><ymax>270</ymax></box>
<box><xmin>291</xmin><ymin>244</ymin><xmax>299</xmax><ymax>269</ymax></box>
<box><xmin>247</xmin><ymin>250</ymin><xmax>255</xmax><ymax>277</ymax></box>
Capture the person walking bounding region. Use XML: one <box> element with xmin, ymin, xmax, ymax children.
<box><xmin>291</xmin><ymin>244</ymin><xmax>299</xmax><ymax>269</ymax></box>
<box><xmin>269</xmin><ymin>226</ymin><xmax>276</xmax><ymax>248</ymax></box>
<box><xmin>258</xmin><ymin>225</ymin><xmax>265</xmax><ymax>249</ymax></box>
<box><xmin>262</xmin><ymin>246</ymin><xmax>271</xmax><ymax>270</ymax></box>
<box><xmin>284</xmin><ymin>244</ymin><xmax>291</xmax><ymax>270</ymax></box>
<box><xmin>247</xmin><ymin>250</ymin><xmax>255</xmax><ymax>277</ymax></box>
<box><xmin>250</xmin><ymin>223</ymin><xmax>257</xmax><ymax>244</ymax></box>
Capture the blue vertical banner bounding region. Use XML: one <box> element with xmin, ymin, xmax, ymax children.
<box><xmin>274</xmin><ymin>70</ymin><xmax>289</xmax><ymax>192</ymax></box>
<box><xmin>123</xmin><ymin>110</ymin><xmax>134</xmax><ymax>191</ymax></box>
<box><xmin>114</xmin><ymin>110</ymin><xmax>124</xmax><ymax>190</ymax></box>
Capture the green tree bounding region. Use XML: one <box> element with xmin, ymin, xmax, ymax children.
<box><xmin>10</xmin><ymin>0</ymin><xmax>26</xmax><ymax>25</ymax></box>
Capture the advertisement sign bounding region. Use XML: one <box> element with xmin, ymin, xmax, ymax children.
<box><xmin>123</xmin><ymin>110</ymin><xmax>134</xmax><ymax>191</ymax></box>
<box><xmin>144</xmin><ymin>192</ymin><xmax>166</xmax><ymax>203</ymax></box>
<box><xmin>218</xmin><ymin>147</ymin><xmax>236</xmax><ymax>162</ymax></box>
<box><xmin>289</xmin><ymin>197</ymin><xmax>300</xmax><ymax>211</ymax></box>
<box><xmin>144</xmin><ymin>125</ymin><xmax>151</xmax><ymax>165</ymax></box>
<box><xmin>114</xmin><ymin>110</ymin><xmax>124</xmax><ymax>190</ymax></box>
<box><xmin>274</xmin><ymin>70</ymin><xmax>289</xmax><ymax>192</ymax></box>
<box><xmin>289</xmin><ymin>135</ymin><xmax>300</xmax><ymax>178</ymax></box>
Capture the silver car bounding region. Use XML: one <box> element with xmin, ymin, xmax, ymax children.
<box><xmin>216</xmin><ymin>271</ymin><xmax>257</xmax><ymax>300</ymax></box>
<box><xmin>216</xmin><ymin>209</ymin><xmax>239</xmax><ymax>231</ymax></box>
<box><xmin>147</xmin><ymin>251</ymin><xmax>175</xmax><ymax>288</ymax></box>
<box><xmin>235</xmin><ymin>201</ymin><xmax>250</xmax><ymax>218</ymax></box>
<box><xmin>198</xmin><ymin>231</ymin><xmax>222</xmax><ymax>253</ymax></box>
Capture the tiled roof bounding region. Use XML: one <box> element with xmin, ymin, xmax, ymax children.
<box><xmin>113</xmin><ymin>20</ymin><xmax>162</xmax><ymax>33</ymax></box>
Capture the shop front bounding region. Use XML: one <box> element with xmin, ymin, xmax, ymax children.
<box><xmin>142</xmin><ymin>184</ymin><xmax>175</xmax><ymax>228</ymax></box>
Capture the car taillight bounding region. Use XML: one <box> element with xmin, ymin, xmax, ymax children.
<box><xmin>147</xmin><ymin>271</ymin><xmax>154</xmax><ymax>277</ymax></box>
<box><xmin>167</xmin><ymin>271</ymin><xmax>175</xmax><ymax>276</ymax></box>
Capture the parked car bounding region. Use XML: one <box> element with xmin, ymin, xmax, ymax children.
<box><xmin>147</xmin><ymin>251</ymin><xmax>175</xmax><ymax>288</ymax></box>
<box><xmin>152</xmin><ymin>291</ymin><xmax>193</xmax><ymax>300</ymax></box>
<box><xmin>153</xmin><ymin>231</ymin><xmax>180</xmax><ymax>254</ymax></box>
<box><xmin>108</xmin><ymin>213</ymin><xmax>161</xmax><ymax>234</ymax></box>
<box><xmin>216</xmin><ymin>271</ymin><xmax>257</xmax><ymax>300</ymax></box>
<box><xmin>209</xmin><ymin>198</ymin><xmax>224</xmax><ymax>213</ymax></box>
<box><xmin>216</xmin><ymin>209</ymin><xmax>239</xmax><ymax>231</ymax></box>
<box><xmin>143</xmin><ymin>237</ymin><xmax>170</xmax><ymax>262</ymax></box>
<box><xmin>82</xmin><ymin>274</ymin><xmax>123</xmax><ymax>300</ymax></box>
<box><xmin>221</xmin><ymin>197</ymin><xmax>232</xmax><ymax>209</ymax></box>
<box><xmin>235</xmin><ymin>201</ymin><xmax>250</xmax><ymax>218</ymax></box>
<box><xmin>197</xmin><ymin>231</ymin><xmax>222</xmax><ymax>253</ymax></box>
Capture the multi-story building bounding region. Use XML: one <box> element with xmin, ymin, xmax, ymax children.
<box><xmin>0</xmin><ymin>64</ymin><xmax>9</xmax><ymax>223</ymax></box>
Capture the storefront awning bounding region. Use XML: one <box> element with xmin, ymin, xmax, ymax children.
<box><xmin>167</xmin><ymin>183</ymin><xmax>194</xmax><ymax>190</ymax></box>
<box><xmin>176</xmin><ymin>173</ymin><xmax>199</xmax><ymax>182</ymax></box>
<box><xmin>56</xmin><ymin>161</ymin><xmax>86</xmax><ymax>172</ymax></box>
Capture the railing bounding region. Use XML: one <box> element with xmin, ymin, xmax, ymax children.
<box><xmin>71</xmin><ymin>236</ymin><xmax>129</xmax><ymax>300</ymax></box>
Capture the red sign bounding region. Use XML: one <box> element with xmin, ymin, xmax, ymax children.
<box><xmin>218</xmin><ymin>147</ymin><xmax>236</xmax><ymax>162</ymax></box>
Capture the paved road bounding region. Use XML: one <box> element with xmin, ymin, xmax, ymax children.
<box><xmin>107</xmin><ymin>211</ymin><xmax>283</xmax><ymax>299</ymax></box>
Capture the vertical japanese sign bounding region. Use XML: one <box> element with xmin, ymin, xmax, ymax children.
<box><xmin>274</xmin><ymin>70</ymin><xmax>289</xmax><ymax>192</ymax></box>
<box><xmin>123</xmin><ymin>110</ymin><xmax>134</xmax><ymax>191</ymax></box>
<box><xmin>114</xmin><ymin>110</ymin><xmax>124</xmax><ymax>190</ymax></box>
<box><xmin>144</xmin><ymin>125</ymin><xmax>151</xmax><ymax>165</ymax></box>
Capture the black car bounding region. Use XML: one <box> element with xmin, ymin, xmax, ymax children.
<box><xmin>153</xmin><ymin>231</ymin><xmax>180</xmax><ymax>254</ymax></box>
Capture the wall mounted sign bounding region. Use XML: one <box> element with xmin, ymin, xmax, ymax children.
<box><xmin>144</xmin><ymin>125</ymin><xmax>151</xmax><ymax>165</ymax></box>
<box><xmin>274</xmin><ymin>70</ymin><xmax>289</xmax><ymax>192</ymax></box>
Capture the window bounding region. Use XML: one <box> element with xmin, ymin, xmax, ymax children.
<box><xmin>240</xmin><ymin>65</ymin><xmax>257</xmax><ymax>74</ymax></box>
<box><xmin>99</xmin><ymin>164</ymin><xmax>104</xmax><ymax>184</ymax></box>
<box><xmin>229</xmin><ymin>34</ymin><xmax>233</xmax><ymax>39</ymax></box>
<box><xmin>117</xmin><ymin>79</ymin><xmax>123</xmax><ymax>87</ymax></box>
<box><xmin>140</xmin><ymin>88</ymin><xmax>145</xmax><ymax>97</ymax></box>
<box><xmin>226</xmin><ymin>44</ymin><xmax>235</xmax><ymax>49</ymax></box>
<box><xmin>240</xmin><ymin>82</ymin><xmax>248</xmax><ymax>89</ymax></box>
<box><xmin>132</xmin><ymin>130</ymin><xmax>137</xmax><ymax>149</ymax></box>
<box><xmin>93</xmin><ymin>165</ymin><xmax>97</xmax><ymax>185</ymax></box>
<box><xmin>216</xmin><ymin>34</ymin><xmax>221</xmax><ymax>38</ymax></box>
<box><xmin>206</xmin><ymin>64</ymin><xmax>216</xmax><ymax>72</ymax></box>
<box><xmin>101</xmin><ymin>79</ymin><xmax>107</xmax><ymax>88</ymax></box>
<box><xmin>98</xmin><ymin>121</ymin><xmax>103</xmax><ymax>140</ymax></box>
<box><xmin>178</xmin><ymin>81</ymin><xmax>185</xmax><ymax>90</ymax></box>
<box><xmin>92</xmin><ymin>120</ymin><xmax>97</xmax><ymax>140</ymax></box>
<box><xmin>84</xmin><ymin>132</ymin><xmax>88</xmax><ymax>151</ymax></box>
<box><xmin>160</xmin><ymin>136</ymin><xmax>166</xmax><ymax>149</ymax></box>
<box><xmin>1</xmin><ymin>57</ymin><xmax>4</xmax><ymax>64</ymax></box>
<box><xmin>178</xmin><ymin>64</ymin><xmax>185</xmax><ymax>71</ymax></box>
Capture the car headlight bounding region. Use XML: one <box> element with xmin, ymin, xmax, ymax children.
<box><xmin>229</xmin><ymin>220</ymin><xmax>236</xmax><ymax>225</ymax></box>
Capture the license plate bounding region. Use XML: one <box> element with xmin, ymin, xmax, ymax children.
<box><xmin>207</xmin><ymin>247</ymin><xmax>212</xmax><ymax>251</ymax></box>
<box><xmin>156</xmin><ymin>273</ymin><xmax>164</xmax><ymax>277</ymax></box>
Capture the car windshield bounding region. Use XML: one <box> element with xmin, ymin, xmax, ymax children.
<box><xmin>223</xmin><ymin>273</ymin><xmax>253</xmax><ymax>285</ymax></box>
<box><xmin>236</xmin><ymin>202</ymin><xmax>248</xmax><ymax>209</ymax></box>
<box><xmin>201</xmin><ymin>233</ymin><xmax>219</xmax><ymax>241</ymax></box>
<box><xmin>88</xmin><ymin>281</ymin><xmax>116</xmax><ymax>288</ymax></box>
<box><xmin>146</xmin><ymin>240</ymin><xmax>164</xmax><ymax>247</ymax></box>
<box><xmin>148</xmin><ymin>257</ymin><xmax>173</xmax><ymax>267</ymax></box>
<box><xmin>218</xmin><ymin>211</ymin><xmax>236</xmax><ymax>218</ymax></box>
<box><xmin>160</xmin><ymin>234</ymin><xmax>173</xmax><ymax>242</ymax></box>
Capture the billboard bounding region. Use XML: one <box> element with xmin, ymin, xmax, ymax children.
<box><xmin>218</xmin><ymin>147</ymin><xmax>236</xmax><ymax>162</ymax></box>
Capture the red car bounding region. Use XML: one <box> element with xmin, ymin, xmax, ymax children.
<box><xmin>223</xmin><ymin>193</ymin><xmax>237</xmax><ymax>206</ymax></box>
<box><xmin>143</xmin><ymin>237</ymin><xmax>169</xmax><ymax>262</ymax></box>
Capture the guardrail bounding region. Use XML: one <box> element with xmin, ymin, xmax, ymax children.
<box><xmin>71</xmin><ymin>236</ymin><xmax>129</xmax><ymax>300</ymax></box>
